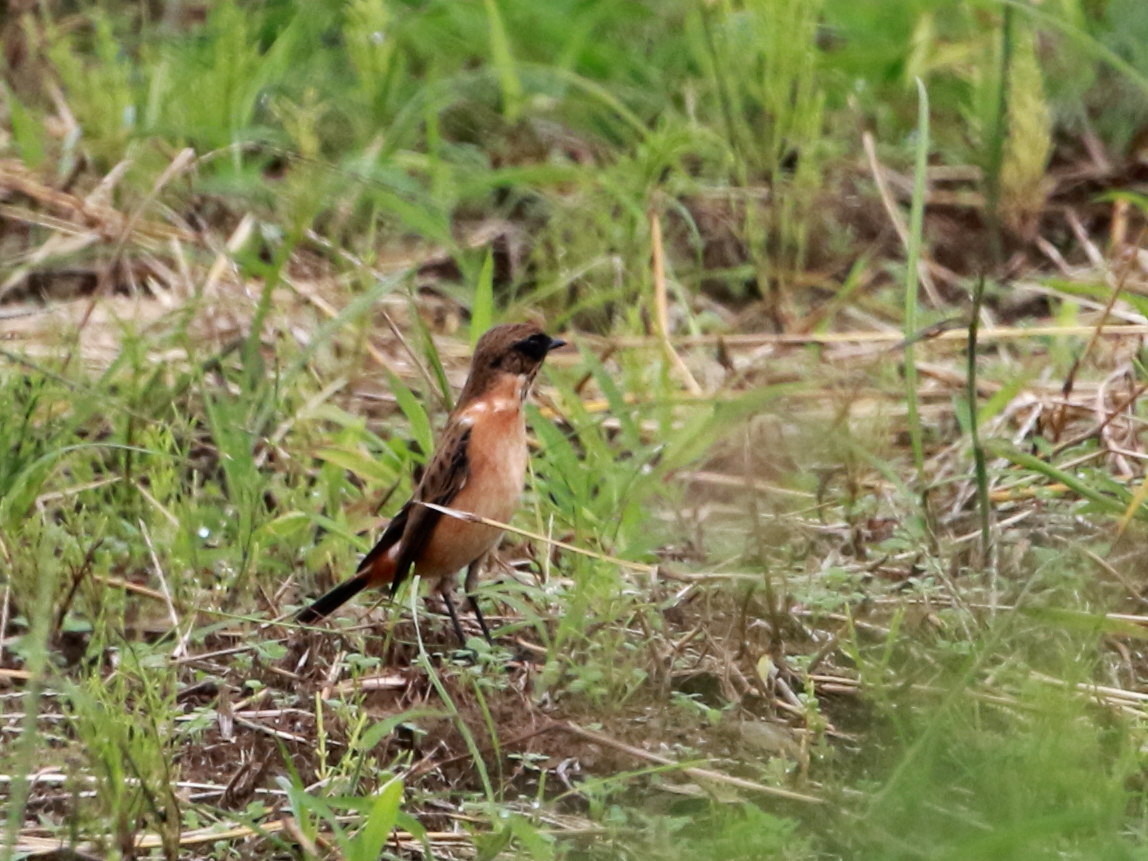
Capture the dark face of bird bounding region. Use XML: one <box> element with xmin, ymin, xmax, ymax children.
<box><xmin>457</xmin><ymin>323</ymin><xmax>566</xmax><ymax>405</ymax></box>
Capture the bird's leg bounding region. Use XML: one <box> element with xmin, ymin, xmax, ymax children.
<box><xmin>439</xmin><ymin>587</ymin><xmax>469</xmax><ymax>648</ymax></box>
<box><xmin>464</xmin><ymin>556</ymin><xmax>494</xmax><ymax>645</ymax></box>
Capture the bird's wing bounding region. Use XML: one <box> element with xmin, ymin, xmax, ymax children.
<box><xmin>301</xmin><ymin>419</ymin><xmax>473</xmax><ymax>621</ymax></box>
<box><xmin>354</xmin><ymin>498</ymin><xmax>411</xmax><ymax>581</ymax></box>
<box><xmin>388</xmin><ymin>420</ymin><xmax>473</xmax><ymax>594</ymax></box>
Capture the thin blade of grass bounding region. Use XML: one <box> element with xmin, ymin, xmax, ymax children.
<box><xmin>470</xmin><ymin>249</ymin><xmax>495</xmax><ymax>349</ymax></box>
<box><xmin>985</xmin><ymin>441</ymin><xmax>1134</xmax><ymax>517</ymax></box>
<box><xmin>903</xmin><ymin>77</ymin><xmax>929</xmax><ymax>483</ymax></box>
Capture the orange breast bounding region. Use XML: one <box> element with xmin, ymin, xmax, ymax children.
<box><xmin>415</xmin><ymin>391</ymin><xmax>527</xmax><ymax>580</ymax></box>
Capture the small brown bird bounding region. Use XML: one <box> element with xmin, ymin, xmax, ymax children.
<box><xmin>297</xmin><ymin>322</ymin><xmax>566</xmax><ymax>644</ymax></box>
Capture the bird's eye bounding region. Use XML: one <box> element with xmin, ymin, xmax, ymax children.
<box><xmin>512</xmin><ymin>333</ymin><xmax>554</xmax><ymax>360</ymax></box>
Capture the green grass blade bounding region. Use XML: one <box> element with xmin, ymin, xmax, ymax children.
<box><xmin>471</xmin><ymin>249</ymin><xmax>495</xmax><ymax>348</ymax></box>
<box><xmin>484</xmin><ymin>0</ymin><xmax>523</xmax><ymax>123</ymax></box>
<box><xmin>903</xmin><ymin>78</ymin><xmax>930</xmax><ymax>482</ymax></box>
<box><xmin>985</xmin><ymin>440</ymin><xmax>1135</xmax><ymax>517</ymax></box>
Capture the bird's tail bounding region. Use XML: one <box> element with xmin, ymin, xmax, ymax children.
<box><xmin>297</xmin><ymin>572</ymin><xmax>371</xmax><ymax>623</ymax></box>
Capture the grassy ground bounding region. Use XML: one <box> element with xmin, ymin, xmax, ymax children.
<box><xmin>4</xmin><ymin>0</ymin><xmax>1148</xmax><ymax>858</ymax></box>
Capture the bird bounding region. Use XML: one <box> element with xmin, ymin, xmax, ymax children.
<box><xmin>297</xmin><ymin>322</ymin><xmax>566</xmax><ymax>645</ymax></box>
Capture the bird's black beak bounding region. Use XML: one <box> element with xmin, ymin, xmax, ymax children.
<box><xmin>547</xmin><ymin>337</ymin><xmax>567</xmax><ymax>352</ymax></box>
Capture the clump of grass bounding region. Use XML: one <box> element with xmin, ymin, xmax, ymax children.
<box><xmin>844</xmin><ymin>618</ymin><xmax>1140</xmax><ymax>858</ymax></box>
